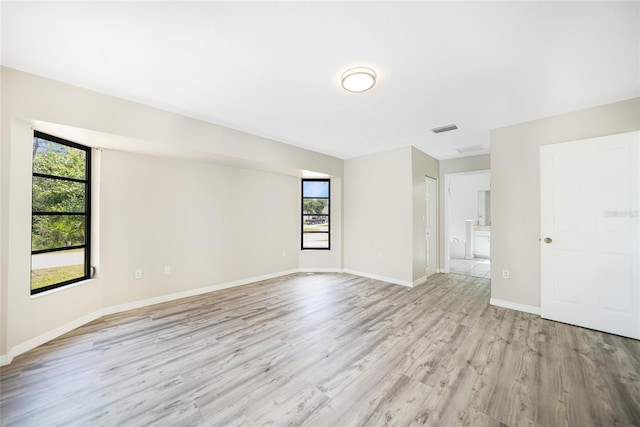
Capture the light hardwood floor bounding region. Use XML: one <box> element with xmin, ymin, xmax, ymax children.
<box><xmin>1</xmin><ymin>273</ymin><xmax>639</xmax><ymax>426</ymax></box>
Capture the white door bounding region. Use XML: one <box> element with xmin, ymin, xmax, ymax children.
<box><xmin>540</xmin><ymin>131</ymin><xmax>639</xmax><ymax>339</ymax></box>
<box><xmin>426</xmin><ymin>177</ymin><xmax>438</xmax><ymax>278</ymax></box>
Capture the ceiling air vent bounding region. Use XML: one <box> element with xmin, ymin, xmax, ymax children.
<box><xmin>456</xmin><ymin>145</ymin><xmax>483</xmax><ymax>154</ymax></box>
<box><xmin>431</xmin><ymin>124</ymin><xmax>458</xmax><ymax>134</ymax></box>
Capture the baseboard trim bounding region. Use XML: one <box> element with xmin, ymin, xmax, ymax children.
<box><xmin>101</xmin><ymin>269</ymin><xmax>300</xmax><ymax>317</ymax></box>
<box><xmin>0</xmin><ymin>310</ymin><xmax>104</xmax><ymax>367</ymax></box>
<box><xmin>343</xmin><ymin>269</ymin><xmax>413</xmax><ymax>287</ymax></box>
<box><xmin>297</xmin><ymin>268</ymin><xmax>343</xmax><ymax>273</ymax></box>
<box><xmin>413</xmin><ymin>275</ymin><xmax>427</xmax><ymax>287</ymax></box>
<box><xmin>0</xmin><ymin>269</ymin><xmax>299</xmax><ymax>366</ymax></box>
<box><xmin>490</xmin><ymin>298</ymin><xmax>541</xmax><ymax>316</ymax></box>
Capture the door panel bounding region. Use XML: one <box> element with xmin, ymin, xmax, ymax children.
<box><xmin>541</xmin><ymin>131</ymin><xmax>639</xmax><ymax>339</ymax></box>
<box><xmin>597</xmin><ymin>254</ymin><xmax>633</xmax><ymax>314</ymax></box>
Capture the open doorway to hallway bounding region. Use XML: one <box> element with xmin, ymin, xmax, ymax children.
<box><xmin>444</xmin><ymin>170</ymin><xmax>491</xmax><ymax>279</ymax></box>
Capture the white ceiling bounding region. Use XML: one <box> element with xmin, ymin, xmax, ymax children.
<box><xmin>2</xmin><ymin>1</ymin><xmax>639</xmax><ymax>160</ymax></box>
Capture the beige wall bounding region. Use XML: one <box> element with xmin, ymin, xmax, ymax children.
<box><xmin>491</xmin><ymin>98</ymin><xmax>640</xmax><ymax>309</ymax></box>
<box><xmin>343</xmin><ymin>146</ymin><xmax>439</xmax><ymax>285</ymax></box>
<box><xmin>440</xmin><ymin>154</ymin><xmax>491</xmax><ymax>176</ymax></box>
<box><xmin>411</xmin><ymin>147</ymin><xmax>440</xmax><ymax>282</ymax></box>
<box><xmin>0</xmin><ymin>67</ymin><xmax>344</xmax><ymax>358</ymax></box>
<box><xmin>99</xmin><ymin>150</ymin><xmax>300</xmax><ymax>307</ymax></box>
<box><xmin>344</xmin><ymin>147</ymin><xmax>413</xmax><ymax>284</ymax></box>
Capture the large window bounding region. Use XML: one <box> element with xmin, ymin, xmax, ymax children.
<box><xmin>31</xmin><ymin>131</ymin><xmax>92</xmax><ymax>294</ymax></box>
<box><xmin>301</xmin><ymin>179</ymin><xmax>330</xmax><ymax>250</ymax></box>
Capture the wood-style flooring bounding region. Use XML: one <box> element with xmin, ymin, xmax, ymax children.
<box><xmin>1</xmin><ymin>272</ymin><xmax>639</xmax><ymax>426</ymax></box>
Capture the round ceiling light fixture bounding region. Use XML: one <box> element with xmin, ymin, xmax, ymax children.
<box><xmin>341</xmin><ymin>67</ymin><xmax>377</xmax><ymax>93</ymax></box>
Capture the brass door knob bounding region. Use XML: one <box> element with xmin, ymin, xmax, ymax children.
<box><xmin>544</xmin><ymin>237</ymin><xmax>552</xmax><ymax>244</ymax></box>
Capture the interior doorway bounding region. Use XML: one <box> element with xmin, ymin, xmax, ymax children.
<box><xmin>444</xmin><ymin>170</ymin><xmax>491</xmax><ymax>278</ymax></box>
<box><xmin>425</xmin><ymin>176</ymin><xmax>438</xmax><ymax>278</ymax></box>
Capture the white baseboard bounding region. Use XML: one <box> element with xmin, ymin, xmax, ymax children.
<box><xmin>490</xmin><ymin>298</ymin><xmax>541</xmax><ymax>316</ymax></box>
<box><xmin>0</xmin><ymin>269</ymin><xmax>299</xmax><ymax>366</ymax></box>
<box><xmin>343</xmin><ymin>269</ymin><xmax>413</xmax><ymax>287</ymax></box>
<box><xmin>413</xmin><ymin>275</ymin><xmax>427</xmax><ymax>287</ymax></box>
<box><xmin>1</xmin><ymin>310</ymin><xmax>104</xmax><ymax>366</ymax></box>
<box><xmin>101</xmin><ymin>269</ymin><xmax>300</xmax><ymax>317</ymax></box>
<box><xmin>297</xmin><ymin>267</ymin><xmax>343</xmax><ymax>273</ymax></box>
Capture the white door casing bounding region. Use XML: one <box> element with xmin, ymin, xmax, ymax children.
<box><xmin>540</xmin><ymin>131</ymin><xmax>639</xmax><ymax>339</ymax></box>
<box><xmin>426</xmin><ymin>177</ymin><xmax>438</xmax><ymax>278</ymax></box>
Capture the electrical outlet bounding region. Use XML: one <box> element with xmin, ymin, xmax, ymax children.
<box><xmin>502</xmin><ymin>269</ymin><xmax>510</xmax><ymax>279</ymax></box>
<box><xmin>282</xmin><ymin>249</ymin><xmax>286</xmax><ymax>257</ymax></box>
<box><xmin>164</xmin><ymin>265</ymin><xmax>172</xmax><ymax>275</ymax></box>
<box><xmin>135</xmin><ymin>269</ymin><xmax>143</xmax><ymax>279</ymax></box>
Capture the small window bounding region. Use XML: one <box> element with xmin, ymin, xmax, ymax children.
<box><xmin>31</xmin><ymin>131</ymin><xmax>92</xmax><ymax>294</ymax></box>
<box><xmin>301</xmin><ymin>179</ymin><xmax>330</xmax><ymax>250</ymax></box>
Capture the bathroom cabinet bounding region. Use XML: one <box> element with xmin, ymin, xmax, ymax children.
<box><xmin>474</xmin><ymin>229</ymin><xmax>490</xmax><ymax>258</ymax></box>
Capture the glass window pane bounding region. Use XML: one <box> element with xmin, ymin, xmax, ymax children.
<box><xmin>302</xmin><ymin>198</ymin><xmax>329</xmax><ymax>215</ymax></box>
<box><xmin>33</xmin><ymin>138</ymin><xmax>86</xmax><ymax>179</ymax></box>
<box><xmin>31</xmin><ymin>248</ymin><xmax>85</xmax><ymax>291</ymax></box>
<box><xmin>302</xmin><ymin>181</ymin><xmax>328</xmax><ymax>198</ymax></box>
<box><xmin>32</xmin><ymin>215</ymin><xmax>86</xmax><ymax>251</ymax></box>
<box><xmin>303</xmin><ymin>232</ymin><xmax>329</xmax><ymax>249</ymax></box>
<box><xmin>32</xmin><ymin>176</ymin><xmax>86</xmax><ymax>213</ymax></box>
<box><xmin>303</xmin><ymin>215</ymin><xmax>329</xmax><ymax>232</ymax></box>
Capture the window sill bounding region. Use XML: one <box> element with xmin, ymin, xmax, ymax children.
<box><xmin>31</xmin><ymin>278</ymin><xmax>98</xmax><ymax>299</ymax></box>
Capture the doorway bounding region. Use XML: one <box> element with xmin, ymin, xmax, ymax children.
<box><xmin>444</xmin><ymin>170</ymin><xmax>491</xmax><ymax>278</ymax></box>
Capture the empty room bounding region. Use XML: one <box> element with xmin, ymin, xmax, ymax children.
<box><xmin>1</xmin><ymin>1</ymin><xmax>639</xmax><ymax>426</ymax></box>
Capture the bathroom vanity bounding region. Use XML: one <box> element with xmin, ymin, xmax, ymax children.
<box><xmin>474</xmin><ymin>190</ymin><xmax>491</xmax><ymax>258</ymax></box>
<box><xmin>474</xmin><ymin>227</ymin><xmax>491</xmax><ymax>258</ymax></box>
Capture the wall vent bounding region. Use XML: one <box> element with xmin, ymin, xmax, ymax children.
<box><xmin>456</xmin><ymin>144</ymin><xmax>483</xmax><ymax>153</ymax></box>
<box><xmin>431</xmin><ymin>124</ymin><xmax>458</xmax><ymax>134</ymax></box>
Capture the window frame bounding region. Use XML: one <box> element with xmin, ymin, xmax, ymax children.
<box><xmin>31</xmin><ymin>131</ymin><xmax>92</xmax><ymax>295</ymax></box>
<box><xmin>301</xmin><ymin>178</ymin><xmax>330</xmax><ymax>250</ymax></box>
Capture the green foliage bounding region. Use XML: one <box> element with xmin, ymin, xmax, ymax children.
<box><xmin>32</xmin><ymin>177</ymin><xmax>85</xmax><ymax>212</ymax></box>
<box><xmin>32</xmin><ymin>139</ymin><xmax>87</xmax><ymax>251</ymax></box>
<box><xmin>303</xmin><ymin>198</ymin><xmax>327</xmax><ymax>214</ymax></box>
<box><xmin>32</xmin><ymin>216</ymin><xmax>85</xmax><ymax>251</ymax></box>
<box><xmin>33</xmin><ymin>139</ymin><xmax>86</xmax><ymax>179</ymax></box>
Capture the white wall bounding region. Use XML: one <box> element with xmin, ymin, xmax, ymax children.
<box><xmin>448</xmin><ymin>172</ymin><xmax>491</xmax><ymax>240</ymax></box>
<box><xmin>491</xmin><ymin>98</ymin><xmax>640</xmax><ymax>310</ymax></box>
<box><xmin>0</xmin><ymin>67</ymin><xmax>344</xmax><ymax>359</ymax></box>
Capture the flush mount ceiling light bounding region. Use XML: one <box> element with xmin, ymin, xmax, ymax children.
<box><xmin>341</xmin><ymin>67</ymin><xmax>377</xmax><ymax>93</ymax></box>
